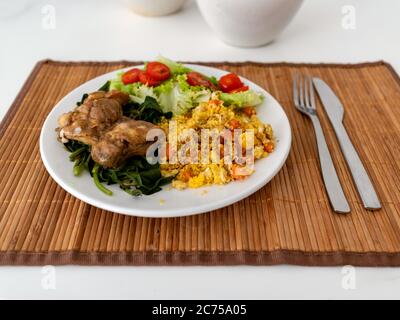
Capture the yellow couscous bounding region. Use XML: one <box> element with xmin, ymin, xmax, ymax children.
<box><xmin>159</xmin><ymin>98</ymin><xmax>275</xmax><ymax>189</ymax></box>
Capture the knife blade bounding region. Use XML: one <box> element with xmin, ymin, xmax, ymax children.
<box><xmin>313</xmin><ymin>77</ymin><xmax>381</xmax><ymax>210</ymax></box>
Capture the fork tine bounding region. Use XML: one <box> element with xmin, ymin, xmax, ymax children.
<box><xmin>309</xmin><ymin>76</ymin><xmax>316</xmax><ymax>108</ymax></box>
<box><xmin>299</xmin><ymin>75</ymin><xmax>304</xmax><ymax>107</ymax></box>
<box><xmin>293</xmin><ymin>73</ymin><xmax>299</xmax><ymax>106</ymax></box>
<box><xmin>304</xmin><ymin>76</ymin><xmax>310</xmax><ymax>107</ymax></box>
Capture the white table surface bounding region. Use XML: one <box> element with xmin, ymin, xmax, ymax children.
<box><xmin>1</xmin><ymin>0</ymin><xmax>399</xmax><ymax>300</ymax></box>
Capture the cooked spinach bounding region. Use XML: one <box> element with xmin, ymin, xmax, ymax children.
<box><xmin>98</xmin><ymin>81</ymin><xmax>110</xmax><ymax>92</ymax></box>
<box><xmin>76</xmin><ymin>93</ymin><xmax>88</xmax><ymax>106</ymax></box>
<box><xmin>65</xmin><ymin>140</ymin><xmax>92</xmax><ymax>177</ymax></box>
<box><xmin>95</xmin><ymin>156</ymin><xmax>174</xmax><ymax>196</ymax></box>
<box><xmin>64</xmin><ymin>140</ymin><xmax>172</xmax><ymax>197</ymax></box>
<box><xmin>123</xmin><ymin>96</ymin><xmax>172</xmax><ymax>123</ymax></box>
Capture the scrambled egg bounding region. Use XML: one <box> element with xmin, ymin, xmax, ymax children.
<box><xmin>159</xmin><ymin>99</ymin><xmax>275</xmax><ymax>189</ymax></box>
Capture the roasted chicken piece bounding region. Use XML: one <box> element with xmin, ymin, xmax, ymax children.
<box><xmin>57</xmin><ymin>90</ymin><xmax>129</xmax><ymax>145</ymax></box>
<box><xmin>91</xmin><ymin>118</ymin><xmax>159</xmax><ymax>168</ymax></box>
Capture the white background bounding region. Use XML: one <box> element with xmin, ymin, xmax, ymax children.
<box><xmin>1</xmin><ymin>0</ymin><xmax>400</xmax><ymax>299</ymax></box>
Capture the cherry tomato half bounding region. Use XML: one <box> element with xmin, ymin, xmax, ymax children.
<box><xmin>139</xmin><ymin>71</ymin><xmax>161</xmax><ymax>87</ymax></box>
<box><xmin>121</xmin><ymin>68</ymin><xmax>141</xmax><ymax>84</ymax></box>
<box><xmin>186</xmin><ymin>72</ymin><xmax>217</xmax><ymax>89</ymax></box>
<box><xmin>218</xmin><ymin>73</ymin><xmax>244</xmax><ymax>93</ymax></box>
<box><xmin>146</xmin><ymin>62</ymin><xmax>171</xmax><ymax>81</ymax></box>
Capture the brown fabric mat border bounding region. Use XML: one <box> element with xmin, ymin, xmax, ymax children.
<box><xmin>2</xmin><ymin>250</ymin><xmax>400</xmax><ymax>267</ymax></box>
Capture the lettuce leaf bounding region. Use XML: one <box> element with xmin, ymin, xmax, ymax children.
<box><xmin>154</xmin><ymin>74</ymin><xmax>212</xmax><ymax>115</ymax></box>
<box><xmin>129</xmin><ymin>83</ymin><xmax>157</xmax><ymax>104</ymax></box>
<box><xmin>109</xmin><ymin>73</ymin><xmax>157</xmax><ymax>104</ymax></box>
<box><xmin>156</xmin><ymin>56</ymin><xmax>191</xmax><ymax>75</ymax></box>
<box><xmin>220</xmin><ymin>91</ymin><xmax>264</xmax><ymax>107</ymax></box>
<box><xmin>109</xmin><ymin>73</ymin><xmax>127</xmax><ymax>92</ymax></box>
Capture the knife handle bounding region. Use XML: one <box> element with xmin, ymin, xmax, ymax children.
<box><xmin>310</xmin><ymin>116</ymin><xmax>350</xmax><ymax>213</ymax></box>
<box><xmin>334</xmin><ymin>122</ymin><xmax>381</xmax><ymax>210</ymax></box>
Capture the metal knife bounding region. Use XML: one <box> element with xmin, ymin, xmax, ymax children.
<box><xmin>313</xmin><ymin>78</ymin><xmax>381</xmax><ymax>210</ymax></box>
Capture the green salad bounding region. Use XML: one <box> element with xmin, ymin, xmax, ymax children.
<box><xmin>109</xmin><ymin>56</ymin><xmax>264</xmax><ymax>115</ymax></box>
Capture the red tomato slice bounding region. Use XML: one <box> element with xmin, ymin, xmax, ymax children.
<box><xmin>229</xmin><ymin>85</ymin><xmax>249</xmax><ymax>93</ymax></box>
<box><xmin>121</xmin><ymin>68</ymin><xmax>141</xmax><ymax>84</ymax></box>
<box><xmin>139</xmin><ymin>71</ymin><xmax>161</xmax><ymax>87</ymax></box>
<box><xmin>218</xmin><ymin>73</ymin><xmax>244</xmax><ymax>93</ymax></box>
<box><xmin>146</xmin><ymin>62</ymin><xmax>171</xmax><ymax>81</ymax></box>
<box><xmin>187</xmin><ymin>72</ymin><xmax>217</xmax><ymax>89</ymax></box>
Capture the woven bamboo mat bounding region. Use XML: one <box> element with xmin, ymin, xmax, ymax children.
<box><xmin>0</xmin><ymin>60</ymin><xmax>399</xmax><ymax>266</ymax></box>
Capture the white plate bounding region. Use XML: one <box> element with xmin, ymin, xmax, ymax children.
<box><xmin>40</xmin><ymin>64</ymin><xmax>291</xmax><ymax>217</ymax></box>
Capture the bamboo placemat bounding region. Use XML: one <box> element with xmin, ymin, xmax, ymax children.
<box><xmin>0</xmin><ymin>60</ymin><xmax>399</xmax><ymax>266</ymax></box>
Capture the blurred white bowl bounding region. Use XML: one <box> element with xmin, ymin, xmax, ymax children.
<box><xmin>196</xmin><ymin>0</ymin><xmax>304</xmax><ymax>47</ymax></box>
<box><xmin>127</xmin><ymin>0</ymin><xmax>187</xmax><ymax>17</ymax></box>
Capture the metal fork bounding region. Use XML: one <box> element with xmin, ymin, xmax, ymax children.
<box><xmin>293</xmin><ymin>74</ymin><xmax>350</xmax><ymax>213</ymax></box>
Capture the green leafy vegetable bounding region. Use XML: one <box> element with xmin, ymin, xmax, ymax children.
<box><xmin>109</xmin><ymin>74</ymin><xmax>124</xmax><ymax>92</ymax></box>
<box><xmin>155</xmin><ymin>74</ymin><xmax>212</xmax><ymax>115</ymax></box>
<box><xmin>208</xmin><ymin>76</ymin><xmax>219</xmax><ymax>88</ymax></box>
<box><xmin>110</xmin><ymin>74</ymin><xmax>159</xmax><ymax>104</ymax></box>
<box><xmin>110</xmin><ymin>73</ymin><xmax>202</xmax><ymax>117</ymax></box>
<box><xmin>65</xmin><ymin>140</ymin><xmax>91</xmax><ymax>176</ymax></box>
<box><xmin>76</xmin><ymin>93</ymin><xmax>88</xmax><ymax>106</ymax></box>
<box><xmin>96</xmin><ymin>157</ymin><xmax>174</xmax><ymax>196</ymax></box>
<box><xmin>156</xmin><ymin>56</ymin><xmax>192</xmax><ymax>75</ymax></box>
<box><xmin>92</xmin><ymin>163</ymin><xmax>113</xmax><ymax>196</ymax></box>
<box><xmin>64</xmin><ymin>140</ymin><xmax>173</xmax><ymax>197</ymax></box>
<box><xmin>98</xmin><ymin>81</ymin><xmax>110</xmax><ymax>92</ymax></box>
<box><xmin>123</xmin><ymin>96</ymin><xmax>172</xmax><ymax>123</ymax></box>
<box><xmin>129</xmin><ymin>83</ymin><xmax>158</xmax><ymax>104</ymax></box>
<box><xmin>220</xmin><ymin>90</ymin><xmax>264</xmax><ymax>108</ymax></box>
<box><xmin>108</xmin><ymin>58</ymin><xmax>266</xmax><ymax>115</ymax></box>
